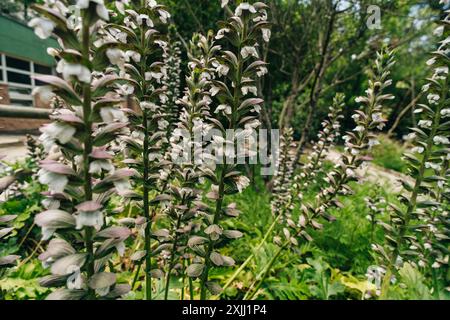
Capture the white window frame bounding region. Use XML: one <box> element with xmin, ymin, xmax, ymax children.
<box><xmin>0</xmin><ymin>52</ymin><xmax>54</xmax><ymax>107</ymax></box>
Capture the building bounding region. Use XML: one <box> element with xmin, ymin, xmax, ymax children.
<box><xmin>0</xmin><ymin>14</ymin><xmax>57</xmax><ymax>133</ymax></box>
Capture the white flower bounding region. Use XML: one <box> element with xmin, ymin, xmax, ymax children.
<box><xmin>244</xmin><ymin>119</ymin><xmax>260</xmax><ymax>130</ymax></box>
<box><xmin>210</xmin><ymin>85</ymin><xmax>220</xmax><ymax>96</ymax></box>
<box><xmin>353</xmin><ymin>125</ymin><xmax>365</xmax><ymax>132</ymax></box>
<box><xmin>241</xmin><ymin>46</ymin><xmax>259</xmax><ymax>59</ymax></box>
<box><xmin>100</xmin><ymin>107</ymin><xmax>128</xmax><ymax>123</ymax></box>
<box><xmin>422</xmin><ymin>83</ymin><xmax>430</xmax><ymax>92</ymax></box>
<box><xmin>158</xmin><ymin>119</ymin><xmax>169</xmax><ymax>130</ymax></box>
<box><xmin>140</xmin><ymin>101</ymin><xmax>157</xmax><ymax>111</ymax></box>
<box><xmin>235</xmin><ymin>3</ymin><xmax>257</xmax><ymax>16</ymax></box>
<box><xmin>404</xmin><ymin>132</ymin><xmax>416</xmax><ymax>141</ymax></box>
<box><xmin>116</xmin><ymin>84</ymin><xmax>134</xmax><ymax>95</ymax></box>
<box><xmin>427</xmin><ymin>93</ymin><xmax>440</xmax><ymax>105</ymax></box>
<box><xmin>76</xmin><ymin>210</ymin><xmax>104</xmax><ymax>230</ymax></box>
<box><xmin>125</xmin><ymin>50</ymin><xmax>141</xmax><ymax>63</ymax></box>
<box><xmin>235</xmin><ymin>176</ymin><xmax>250</xmax><ymax>192</ymax></box>
<box><xmin>435</xmin><ymin>66</ymin><xmax>449</xmax><ymax>75</ymax></box>
<box><xmin>57</xmin><ymin>60</ymin><xmax>91</xmax><ymax>83</ymax></box>
<box><xmin>346</xmin><ymin>168</ymin><xmax>356</xmax><ymax>177</ymax></box>
<box><xmin>216</xmin><ymin>64</ymin><xmax>230</xmax><ymax>76</ymax></box>
<box><xmin>434</xmin><ymin>25</ymin><xmax>444</xmax><ymax>37</ymax></box>
<box><xmin>124</xmin><ymin>15</ymin><xmax>137</xmax><ymax>29</ymax></box>
<box><xmin>106</xmin><ymin>48</ymin><xmax>125</xmax><ymax>67</ymax></box>
<box><xmin>252</xmin><ymin>104</ymin><xmax>261</xmax><ymax>113</ymax></box>
<box><xmin>76</xmin><ymin>0</ymin><xmax>109</xmax><ymax>21</ymax></box>
<box><xmin>441</xmin><ymin>108</ymin><xmax>450</xmax><ymax>118</ymax></box>
<box><xmin>355</xmin><ymin>96</ymin><xmax>366</xmax><ymax>103</ymax></box>
<box><xmin>426</xmin><ymin>57</ymin><xmax>436</xmax><ymax>66</ymax></box>
<box><xmin>262</xmin><ymin>28</ymin><xmax>271</xmax><ymax>42</ymax></box>
<box><xmin>372</xmin><ymin>112</ymin><xmax>383</xmax><ymax>122</ymax></box>
<box><xmin>147</xmin><ymin>0</ymin><xmax>157</xmax><ymax>7</ymax></box>
<box><xmin>425</xmin><ymin>162</ymin><xmax>442</xmax><ymax>171</ymax></box>
<box><xmin>432</xmin><ymin>261</ymin><xmax>441</xmax><ymax>269</ymax></box>
<box><xmin>32</xmin><ymin>86</ymin><xmax>55</xmax><ymax>104</ymax></box>
<box><xmin>89</xmin><ymin>160</ymin><xmax>114</xmax><ymax>175</ymax></box>
<box><xmin>114</xmin><ymin>179</ymin><xmax>132</xmax><ymax>194</ymax></box>
<box><xmin>41</xmin><ymin>122</ymin><xmax>76</xmax><ymax>144</ymax></box>
<box><xmin>434</xmin><ymin>135</ymin><xmax>449</xmax><ymax>145</ymax></box>
<box><xmin>221</xmin><ymin>0</ymin><xmax>229</xmax><ymax>8</ymax></box>
<box><xmin>418</xmin><ymin>120</ymin><xmax>432</xmax><ymax>129</ymax></box>
<box><xmin>145</xmin><ymin>71</ymin><xmax>164</xmax><ymax>83</ymax></box>
<box><xmin>215</xmin><ymin>104</ymin><xmax>232</xmax><ymax>115</ymax></box>
<box><xmin>38</xmin><ymin>169</ymin><xmax>68</xmax><ymax>194</ymax></box>
<box><xmin>216</xmin><ymin>28</ymin><xmax>230</xmax><ymax>39</ymax></box>
<box><xmin>66</xmin><ymin>265</ymin><xmax>83</xmax><ymax>290</ymax></box>
<box><xmin>411</xmin><ymin>146</ymin><xmax>424</xmax><ymax>154</ymax></box>
<box><xmin>158</xmin><ymin>9</ymin><xmax>170</xmax><ymax>24</ymax></box>
<box><xmin>137</xmin><ymin>14</ymin><xmax>153</xmax><ymax>26</ymax></box>
<box><xmin>256</xmin><ymin>66</ymin><xmax>268</xmax><ymax>77</ymax></box>
<box><xmin>28</xmin><ymin>18</ymin><xmax>55</xmax><ymax>39</ymax></box>
<box><xmin>241</xmin><ymin>86</ymin><xmax>258</xmax><ymax>96</ymax></box>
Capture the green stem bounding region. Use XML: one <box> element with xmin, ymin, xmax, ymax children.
<box><xmin>142</xmin><ymin>110</ymin><xmax>152</xmax><ymax>300</ymax></box>
<box><xmin>164</xmin><ymin>213</ymin><xmax>183</xmax><ymax>300</ymax></box>
<box><xmin>243</xmin><ymin>242</ymin><xmax>287</xmax><ymax>300</ymax></box>
<box><xmin>181</xmin><ymin>259</ymin><xmax>186</xmax><ymax>300</ymax></box>
<box><xmin>131</xmin><ymin>261</ymin><xmax>143</xmax><ymax>291</ymax></box>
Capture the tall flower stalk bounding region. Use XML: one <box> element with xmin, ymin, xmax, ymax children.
<box><xmin>375</xmin><ymin>15</ymin><xmax>449</xmax><ymax>298</ymax></box>
<box><xmin>103</xmin><ymin>0</ymin><xmax>170</xmax><ymax>300</ymax></box>
<box><xmin>161</xmin><ymin>32</ymin><xmax>220</xmax><ymax>300</ymax></box>
<box><xmin>29</xmin><ymin>0</ymin><xmax>133</xmax><ymax>300</ymax></box>
<box><xmin>162</xmin><ymin>26</ymin><xmax>183</xmax><ymax>138</ymax></box>
<box><xmin>182</xmin><ymin>2</ymin><xmax>270</xmax><ymax>299</ymax></box>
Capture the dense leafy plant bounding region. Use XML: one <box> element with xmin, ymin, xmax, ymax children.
<box><xmin>373</xmin><ymin>12</ymin><xmax>450</xmax><ymax>299</ymax></box>
<box><xmin>28</xmin><ymin>0</ymin><xmax>135</xmax><ymax>300</ymax></box>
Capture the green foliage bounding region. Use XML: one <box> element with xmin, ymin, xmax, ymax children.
<box><xmin>0</xmin><ymin>260</ymin><xmax>49</xmax><ymax>300</ymax></box>
<box><xmin>370</xmin><ymin>135</ymin><xmax>407</xmax><ymax>173</ymax></box>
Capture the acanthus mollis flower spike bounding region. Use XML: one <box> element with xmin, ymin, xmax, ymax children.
<box><xmin>189</xmin><ymin>2</ymin><xmax>270</xmax><ymax>299</ymax></box>
<box><xmin>273</xmin><ymin>94</ymin><xmax>345</xmax><ymax>237</ymax></box>
<box><xmin>295</xmin><ymin>93</ymin><xmax>345</xmax><ymax>195</ymax></box>
<box><xmin>375</xmin><ymin>13</ymin><xmax>450</xmax><ymax>298</ymax></box>
<box><xmin>103</xmin><ymin>0</ymin><xmax>170</xmax><ymax>300</ymax></box>
<box><xmin>161</xmin><ymin>32</ymin><xmax>221</xmax><ymax>300</ymax></box>
<box><xmin>270</xmin><ymin>127</ymin><xmax>296</xmax><ymax>218</ymax></box>
<box><xmin>30</xmin><ymin>1</ymin><xmax>131</xmax><ymax>300</ymax></box>
<box><xmin>244</xmin><ymin>49</ymin><xmax>395</xmax><ymax>300</ymax></box>
<box><xmin>161</xmin><ymin>25</ymin><xmax>183</xmax><ymax>142</ymax></box>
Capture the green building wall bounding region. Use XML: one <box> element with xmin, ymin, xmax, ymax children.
<box><xmin>0</xmin><ymin>14</ymin><xmax>58</xmax><ymax>66</ymax></box>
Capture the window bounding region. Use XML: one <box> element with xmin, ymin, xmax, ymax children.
<box><xmin>6</xmin><ymin>56</ymin><xmax>30</xmax><ymax>71</ymax></box>
<box><xmin>0</xmin><ymin>53</ymin><xmax>54</xmax><ymax>107</ymax></box>
<box><xmin>35</xmin><ymin>64</ymin><xmax>52</xmax><ymax>74</ymax></box>
<box><xmin>7</xmin><ymin>71</ymin><xmax>31</xmax><ymax>85</ymax></box>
